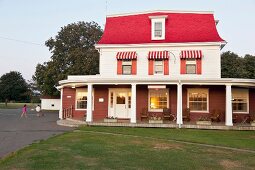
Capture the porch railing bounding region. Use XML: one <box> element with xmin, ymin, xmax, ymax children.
<box><xmin>63</xmin><ymin>105</ymin><xmax>73</xmax><ymax>119</ymax></box>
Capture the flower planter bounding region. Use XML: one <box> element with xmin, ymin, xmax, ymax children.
<box><xmin>104</xmin><ymin>118</ymin><xmax>118</xmax><ymax>123</ymax></box>
<box><xmin>250</xmin><ymin>121</ymin><xmax>255</xmax><ymax>126</ymax></box>
<box><xmin>196</xmin><ymin>121</ymin><xmax>212</xmax><ymax>125</ymax></box>
<box><xmin>149</xmin><ymin>120</ymin><xmax>163</xmax><ymax>124</ymax></box>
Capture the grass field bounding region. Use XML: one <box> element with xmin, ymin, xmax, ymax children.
<box><xmin>1</xmin><ymin>126</ymin><xmax>255</xmax><ymax>170</ymax></box>
<box><xmin>0</xmin><ymin>103</ymin><xmax>39</xmax><ymax>109</ymax></box>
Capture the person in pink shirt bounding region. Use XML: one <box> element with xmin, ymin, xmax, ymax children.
<box><xmin>21</xmin><ymin>104</ymin><xmax>27</xmax><ymax>118</ymax></box>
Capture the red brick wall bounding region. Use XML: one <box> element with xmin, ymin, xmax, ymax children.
<box><xmin>63</xmin><ymin>87</ymin><xmax>86</xmax><ymax>120</ymax></box>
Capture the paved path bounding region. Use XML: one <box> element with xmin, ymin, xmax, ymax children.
<box><xmin>0</xmin><ymin>109</ymin><xmax>73</xmax><ymax>158</ymax></box>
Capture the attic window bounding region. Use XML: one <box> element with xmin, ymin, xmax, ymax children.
<box><xmin>149</xmin><ymin>15</ymin><xmax>167</xmax><ymax>40</ymax></box>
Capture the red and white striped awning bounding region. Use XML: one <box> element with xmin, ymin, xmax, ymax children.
<box><xmin>148</xmin><ymin>51</ymin><xmax>169</xmax><ymax>59</ymax></box>
<box><xmin>180</xmin><ymin>50</ymin><xmax>203</xmax><ymax>59</ymax></box>
<box><xmin>116</xmin><ymin>51</ymin><xmax>137</xmax><ymax>60</ymax></box>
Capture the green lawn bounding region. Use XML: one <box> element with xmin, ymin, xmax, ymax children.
<box><xmin>0</xmin><ymin>103</ymin><xmax>39</xmax><ymax>109</ymax></box>
<box><xmin>1</xmin><ymin>127</ymin><xmax>255</xmax><ymax>170</ymax></box>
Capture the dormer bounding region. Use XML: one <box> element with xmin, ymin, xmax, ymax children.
<box><xmin>149</xmin><ymin>15</ymin><xmax>167</xmax><ymax>40</ymax></box>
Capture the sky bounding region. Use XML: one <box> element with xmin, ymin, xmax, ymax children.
<box><xmin>0</xmin><ymin>0</ymin><xmax>254</xmax><ymax>80</ymax></box>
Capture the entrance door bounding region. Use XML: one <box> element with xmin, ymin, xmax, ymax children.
<box><xmin>115</xmin><ymin>92</ymin><xmax>128</xmax><ymax>118</ymax></box>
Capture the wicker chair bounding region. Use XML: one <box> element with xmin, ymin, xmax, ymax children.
<box><xmin>210</xmin><ymin>109</ymin><xmax>221</xmax><ymax>122</ymax></box>
<box><xmin>140</xmin><ymin>107</ymin><xmax>149</xmax><ymax>121</ymax></box>
<box><xmin>182</xmin><ymin>108</ymin><xmax>190</xmax><ymax>122</ymax></box>
<box><xmin>162</xmin><ymin>108</ymin><xmax>176</xmax><ymax>121</ymax></box>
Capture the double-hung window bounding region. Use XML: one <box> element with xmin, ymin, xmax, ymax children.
<box><xmin>188</xmin><ymin>88</ymin><xmax>209</xmax><ymax>112</ymax></box>
<box><xmin>154</xmin><ymin>22</ymin><xmax>162</xmax><ymax>38</ymax></box>
<box><xmin>186</xmin><ymin>59</ymin><xmax>196</xmax><ymax>74</ymax></box>
<box><xmin>76</xmin><ymin>89</ymin><xmax>87</xmax><ymax>110</ymax></box>
<box><xmin>232</xmin><ymin>89</ymin><xmax>249</xmax><ymax>113</ymax></box>
<box><xmin>122</xmin><ymin>60</ymin><xmax>132</xmax><ymax>75</ymax></box>
<box><xmin>154</xmin><ymin>60</ymin><xmax>164</xmax><ymax>75</ymax></box>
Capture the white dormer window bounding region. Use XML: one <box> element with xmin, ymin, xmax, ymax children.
<box><xmin>149</xmin><ymin>15</ymin><xmax>167</xmax><ymax>40</ymax></box>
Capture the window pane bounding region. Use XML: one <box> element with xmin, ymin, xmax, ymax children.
<box><xmin>122</xmin><ymin>65</ymin><xmax>132</xmax><ymax>75</ymax></box>
<box><xmin>188</xmin><ymin>91</ymin><xmax>208</xmax><ymax>111</ymax></box>
<box><xmin>154</xmin><ymin>22</ymin><xmax>162</xmax><ymax>37</ymax></box>
<box><xmin>186</xmin><ymin>65</ymin><xmax>196</xmax><ymax>74</ymax></box>
<box><xmin>149</xmin><ymin>89</ymin><xmax>168</xmax><ymax>110</ymax></box>
<box><xmin>117</xmin><ymin>96</ymin><xmax>125</xmax><ymax>104</ymax></box>
<box><xmin>77</xmin><ymin>100</ymin><xmax>87</xmax><ymax>109</ymax></box>
<box><xmin>76</xmin><ymin>90</ymin><xmax>87</xmax><ymax>109</ymax></box>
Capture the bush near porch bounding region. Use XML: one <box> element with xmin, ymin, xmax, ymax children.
<box><xmin>1</xmin><ymin>127</ymin><xmax>255</xmax><ymax>169</ymax></box>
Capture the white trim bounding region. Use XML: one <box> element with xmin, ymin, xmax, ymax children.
<box><xmin>149</xmin><ymin>15</ymin><xmax>168</xmax><ymax>19</ymax></box>
<box><xmin>225</xmin><ymin>84</ymin><xmax>233</xmax><ymax>126</ymax></box>
<box><xmin>59</xmin><ymin>88</ymin><xmax>63</xmax><ymax>119</ymax></box>
<box><xmin>154</xmin><ymin>59</ymin><xmax>164</xmax><ymax>75</ymax></box>
<box><xmin>95</xmin><ymin>42</ymin><xmax>225</xmax><ymax>49</ymax></box>
<box><xmin>232</xmin><ymin>88</ymin><xmax>249</xmax><ymax>114</ymax></box>
<box><xmin>151</xmin><ymin>18</ymin><xmax>166</xmax><ymax>40</ymax></box>
<box><xmin>187</xmin><ymin>88</ymin><xmax>209</xmax><ymax>113</ymax></box>
<box><xmin>148</xmin><ymin>88</ymin><xmax>169</xmax><ymax>112</ymax></box>
<box><xmin>106</xmin><ymin>10</ymin><xmax>214</xmax><ymax>18</ymax></box>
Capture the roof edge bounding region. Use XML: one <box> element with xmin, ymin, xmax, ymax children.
<box><xmin>107</xmin><ymin>10</ymin><xmax>214</xmax><ymax>18</ymax></box>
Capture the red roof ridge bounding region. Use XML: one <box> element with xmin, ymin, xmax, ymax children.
<box><xmin>107</xmin><ymin>10</ymin><xmax>214</xmax><ymax>18</ymax></box>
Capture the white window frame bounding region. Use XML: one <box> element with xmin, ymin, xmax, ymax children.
<box><xmin>232</xmin><ymin>88</ymin><xmax>249</xmax><ymax>114</ymax></box>
<box><xmin>151</xmin><ymin>17</ymin><xmax>166</xmax><ymax>40</ymax></box>
<box><xmin>154</xmin><ymin>59</ymin><xmax>164</xmax><ymax>75</ymax></box>
<box><xmin>75</xmin><ymin>88</ymin><xmax>94</xmax><ymax>111</ymax></box>
<box><xmin>148</xmin><ymin>88</ymin><xmax>169</xmax><ymax>112</ymax></box>
<box><xmin>187</xmin><ymin>88</ymin><xmax>209</xmax><ymax>113</ymax></box>
<box><xmin>186</xmin><ymin>59</ymin><xmax>197</xmax><ymax>74</ymax></box>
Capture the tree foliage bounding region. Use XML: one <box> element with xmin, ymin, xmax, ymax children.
<box><xmin>0</xmin><ymin>71</ymin><xmax>30</xmax><ymax>102</ymax></box>
<box><xmin>33</xmin><ymin>21</ymin><xmax>103</xmax><ymax>96</ymax></box>
<box><xmin>221</xmin><ymin>51</ymin><xmax>255</xmax><ymax>79</ymax></box>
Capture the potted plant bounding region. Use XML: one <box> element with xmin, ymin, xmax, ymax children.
<box><xmin>196</xmin><ymin>116</ymin><xmax>212</xmax><ymax>125</ymax></box>
<box><xmin>149</xmin><ymin>114</ymin><xmax>163</xmax><ymax>124</ymax></box>
<box><xmin>104</xmin><ymin>116</ymin><xmax>118</xmax><ymax>123</ymax></box>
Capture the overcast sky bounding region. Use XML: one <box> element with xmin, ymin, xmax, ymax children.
<box><xmin>0</xmin><ymin>0</ymin><xmax>254</xmax><ymax>80</ymax></box>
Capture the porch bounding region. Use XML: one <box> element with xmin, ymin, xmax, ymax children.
<box><xmin>58</xmin><ymin>78</ymin><xmax>255</xmax><ymax>128</ymax></box>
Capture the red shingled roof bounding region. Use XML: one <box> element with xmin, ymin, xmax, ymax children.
<box><xmin>98</xmin><ymin>11</ymin><xmax>224</xmax><ymax>44</ymax></box>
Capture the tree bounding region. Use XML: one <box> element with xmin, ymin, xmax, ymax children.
<box><xmin>221</xmin><ymin>51</ymin><xmax>255</xmax><ymax>79</ymax></box>
<box><xmin>0</xmin><ymin>71</ymin><xmax>30</xmax><ymax>103</ymax></box>
<box><xmin>33</xmin><ymin>21</ymin><xmax>103</xmax><ymax>96</ymax></box>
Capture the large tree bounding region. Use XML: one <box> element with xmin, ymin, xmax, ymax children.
<box><xmin>33</xmin><ymin>21</ymin><xmax>103</xmax><ymax>96</ymax></box>
<box><xmin>0</xmin><ymin>71</ymin><xmax>30</xmax><ymax>102</ymax></box>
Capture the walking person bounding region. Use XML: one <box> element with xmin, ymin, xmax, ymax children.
<box><xmin>36</xmin><ymin>105</ymin><xmax>43</xmax><ymax>117</ymax></box>
<box><xmin>21</xmin><ymin>104</ymin><xmax>27</xmax><ymax>118</ymax></box>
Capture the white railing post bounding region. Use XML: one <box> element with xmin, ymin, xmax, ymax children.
<box><xmin>59</xmin><ymin>88</ymin><xmax>63</xmax><ymax>119</ymax></box>
<box><xmin>225</xmin><ymin>84</ymin><xmax>233</xmax><ymax>126</ymax></box>
<box><xmin>177</xmin><ymin>83</ymin><xmax>183</xmax><ymax>127</ymax></box>
<box><xmin>86</xmin><ymin>83</ymin><xmax>93</xmax><ymax>122</ymax></box>
<box><xmin>131</xmin><ymin>83</ymin><xmax>137</xmax><ymax>123</ymax></box>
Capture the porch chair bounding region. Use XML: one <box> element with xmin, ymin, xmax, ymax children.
<box><xmin>140</xmin><ymin>108</ymin><xmax>149</xmax><ymax>121</ymax></box>
<box><xmin>210</xmin><ymin>109</ymin><xmax>221</xmax><ymax>122</ymax></box>
<box><xmin>162</xmin><ymin>108</ymin><xmax>176</xmax><ymax>121</ymax></box>
<box><xmin>241</xmin><ymin>115</ymin><xmax>250</xmax><ymax>124</ymax></box>
<box><xmin>182</xmin><ymin>108</ymin><xmax>190</xmax><ymax>122</ymax></box>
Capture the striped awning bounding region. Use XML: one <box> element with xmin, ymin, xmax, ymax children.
<box><xmin>116</xmin><ymin>51</ymin><xmax>137</xmax><ymax>60</ymax></box>
<box><xmin>180</xmin><ymin>50</ymin><xmax>203</xmax><ymax>59</ymax></box>
<box><xmin>148</xmin><ymin>51</ymin><xmax>169</xmax><ymax>59</ymax></box>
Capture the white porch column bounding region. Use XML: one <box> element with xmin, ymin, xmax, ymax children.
<box><xmin>59</xmin><ymin>88</ymin><xmax>63</xmax><ymax>119</ymax></box>
<box><xmin>86</xmin><ymin>83</ymin><xmax>93</xmax><ymax>122</ymax></box>
<box><xmin>177</xmin><ymin>83</ymin><xmax>183</xmax><ymax>126</ymax></box>
<box><xmin>225</xmin><ymin>84</ymin><xmax>233</xmax><ymax>126</ymax></box>
<box><xmin>131</xmin><ymin>83</ymin><xmax>137</xmax><ymax>123</ymax></box>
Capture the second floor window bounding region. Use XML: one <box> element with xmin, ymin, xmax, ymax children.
<box><xmin>186</xmin><ymin>59</ymin><xmax>196</xmax><ymax>74</ymax></box>
<box><xmin>122</xmin><ymin>60</ymin><xmax>132</xmax><ymax>75</ymax></box>
<box><xmin>154</xmin><ymin>60</ymin><xmax>164</xmax><ymax>75</ymax></box>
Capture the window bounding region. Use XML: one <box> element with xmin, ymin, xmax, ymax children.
<box><xmin>186</xmin><ymin>59</ymin><xmax>196</xmax><ymax>74</ymax></box>
<box><xmin>154</xmin><ymin>22</ymin><xmax>162</xmax><ymax>37</ymax></box>
<box><xmin>76</xmin><ymin>89</ymin><xmax>87</xmax><ymax>110</ymax></box>
<box><xmin>154</xmin><ymin>60</ymin><xmax>163</xmax><ymax>75</ymax></box>
<box><xmin>150</xmin><ymin>17</ymin><xmax>166</xmax><ymax>40</ymax></box>
<box><xmin>128</xmin><ymin>92</ymin><xmax>131</xmax><ymax>108</ymax></box>
<box><xmin>110</xmin><ymin>92</ymin><xmax>113</xmax><ymax>108</ymax></box>
<box><xmin>232</xmin><ymin>89</ymin><xmax>249</xmax><ymax>113</ymax></box>
<box><xmin>188</xmin><ymin>89</ymin><xmax>208</xmax><ymax>112</ymax></box>
<box><xmin>149</xmin><ymin>89</ymin><xmax>168</xmax><ymax>111</ymax></box>
<box><xmin>122</xmin><ymin>60</ymin><xmax>132</xmax><ymax>75</ymax></box>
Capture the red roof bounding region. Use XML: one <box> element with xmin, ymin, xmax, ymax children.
<box><xmin>98</xmin><ymin>11</ymin><xmax>224</xmax><ymax>44</ymax></box>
